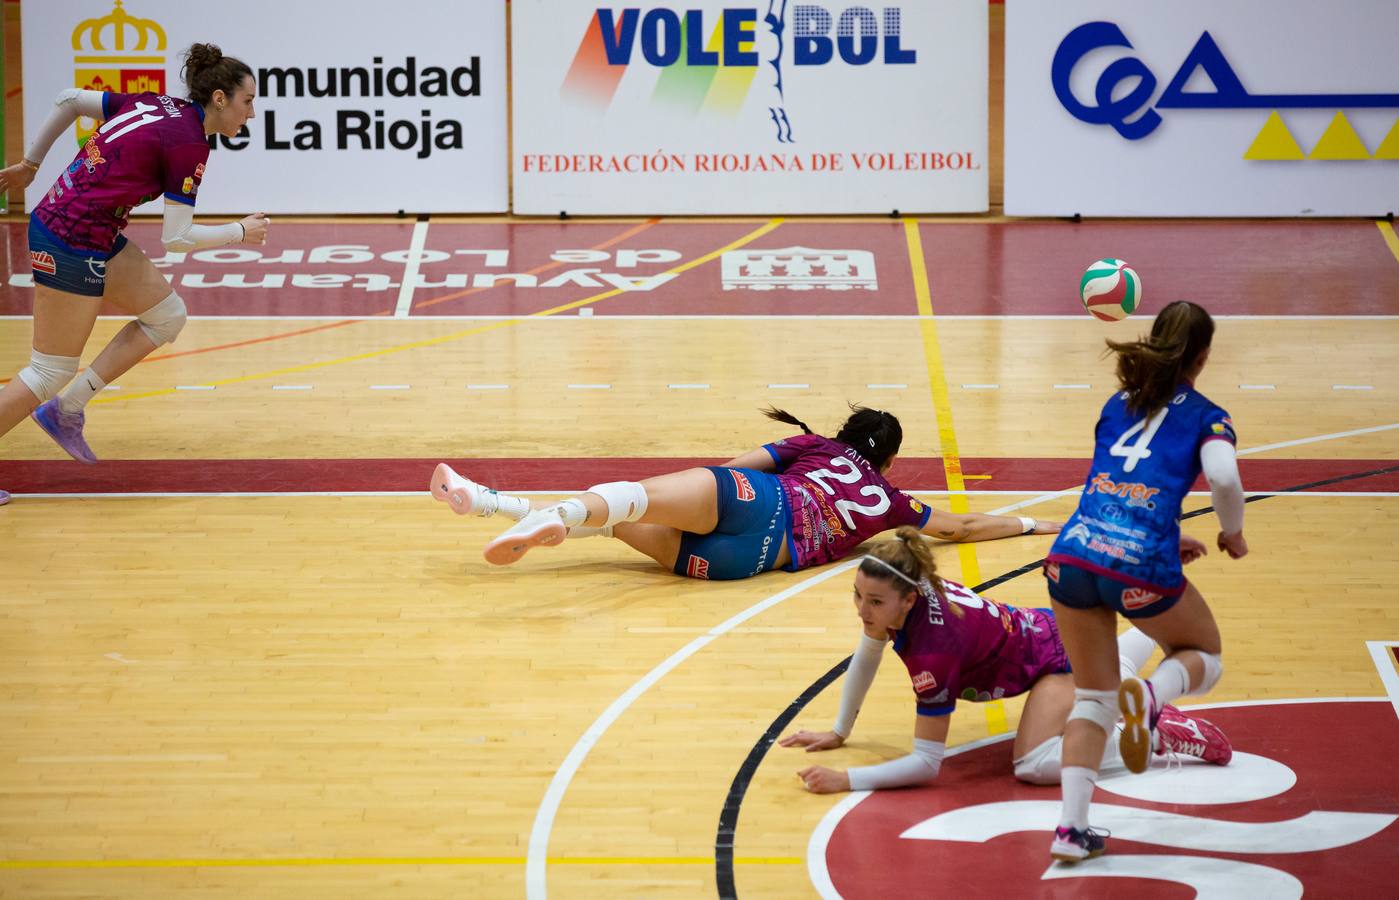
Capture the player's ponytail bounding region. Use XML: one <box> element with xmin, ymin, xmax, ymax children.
<box><xmin>1106</xmin><ymin>300</ymin><xmax>1214</xmax><ymax>417</ymax></box>
<box><xmin>762</xmin><ymin>406</ymin><xmax>815</xmax><ymax>435</ymax></box>
<box><xmin>859</xmin><ymin>526</ymin><xmax>956</xmax><ymax>614</ymax></box>
<box><xmin>182</xmin><ymin>43</ymin><xmax>253</xmax><ymax>107</ymax></box>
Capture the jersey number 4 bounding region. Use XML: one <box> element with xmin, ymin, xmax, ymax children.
<box><xmin>804</xmin><ymin>457</ymin><xmax>891</xmax><ymax>529</ymax></box>
<box><xmin>99</xmin><ymin>101</ymin><xmax>163</xmax><ymax>143</ymax></box>
<box><xmin>1109</xmin><ymin>407</ymin><xmax>1169</xmax><ymax>473</ymax></box>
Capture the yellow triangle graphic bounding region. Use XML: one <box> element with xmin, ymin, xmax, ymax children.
<box><xmin>1374</xmin><ymin>118</ymin><xmax>1399</xmax><ymax>160</ymax></box>
<box><xmin>1309</xmin><ymin>110</ymin><xmax>1372</xmax><ymax>160</ymax></box>
<box><xmin>1244</xmin><ymin>111</ymin><xmax>1304</xmax><ymax>160</ymax></box>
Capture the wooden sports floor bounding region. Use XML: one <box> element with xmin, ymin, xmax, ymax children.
<box><xmin>2</xmin><ymin>217</ymin><xmax>1397</xmax><ymax>898</ymax></box>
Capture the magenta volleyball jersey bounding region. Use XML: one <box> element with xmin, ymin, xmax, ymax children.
<box><xmin>763</xmin><ymin>434</ymin><xmax>931</xmax><ymax>569</ymax></box>
<box><xmin>34</xmin><ymin>92</ymin><xmax>210</xmax><ymax>252</ymax></box>
<box><xmin>891</xmin><ymin>580</ymin><xmax>1069</xmax><ymax>717</ymax></box>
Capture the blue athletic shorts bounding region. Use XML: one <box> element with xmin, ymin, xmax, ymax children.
<box><xmin>28</xmin><ymin>216</ymin><xmax>126</xmax><ymax>297</ymax></box>
<box><xmin>674</xmin><ymin>467</ymin><xmax>789</xmax><ymax>580</ymax></box>
<box><xmin>1043</xmin><ymin>559</ymin><xmax>1182</xmax><ymax>620</ymax></box>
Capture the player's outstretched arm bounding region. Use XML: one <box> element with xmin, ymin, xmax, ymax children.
<box><xmin>800</xmin><ymin>713</ymin><xmax>951</xmax><ymax>794</ymax></box>
<box><xmin>780</xmin><ymin>632</ymin><xmax>887</xmax><ymax>755</ymax></box>
<box><xmin>0</xmin><ymin>89</ymin><xmax>105</xmax><ymax>192</ymax></box>
<box><xmin>921</xmin><ymin>508</ymin><xmax>1061</xmax><ymax>543</ymax></box>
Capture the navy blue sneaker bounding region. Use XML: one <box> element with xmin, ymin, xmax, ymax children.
<box><xmin>1050</xmin><ymin>825</ymin><xmax>1108</xmax><ymax>863</ymax></box>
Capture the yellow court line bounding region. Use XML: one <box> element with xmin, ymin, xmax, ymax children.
<box><xmin>1379</xmin><ymin>221</ymin><xmax>1399</xmax><ymax>266</ymax></box>
<box><xmin>0</xmin><ymin>856</ymin><xmax>800</xmax><ymax>869</ymax></box>
<box><xmin>93</xmin><ymin>219</ymin><xmax>785</xmax><ymax>406</ymax></box>
<box><xmin>903</xmin><ymin>220</ymin><xmax>1008</xmax><ymax>736</ymax></box>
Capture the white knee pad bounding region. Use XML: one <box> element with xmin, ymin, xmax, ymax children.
<box><xmin>1068</xmin><ymin>688</ymin><xmax>1119</xmax><ymax>734</ymax></box>
<box><xmin>1013</xmin><ymin>735</ymin><xmax>1063</xmax><ymax>786</ymax></box>
<box><xmin>1193</xmin><ymin>652</ymin><xmax>1223</xmax><ymax>695</ymax></box>
<box><xmin>586</xmin><ymin>481</ymin><xmax>649</xmax><ymax>528</ymax></box>
<box><xmin>16</xmin><ymin>350</ymin><xmax>80</xmax><ymax>403</ymax></box>
<box><xmin>136</xmin><ymin>291</ymin><xmax>187</xmax><ymax>346</ymax></box>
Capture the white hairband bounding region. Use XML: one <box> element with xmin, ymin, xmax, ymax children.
<box><xmin>860</xmin><ymin>555</ymin><xmax>920</xmax><ymax>588</ymax></box>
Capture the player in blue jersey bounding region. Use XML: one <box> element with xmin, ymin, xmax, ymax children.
<box><xmin>0</xmin><ymin>44</ymin><xmax>268</xmax><ymax>505</ymax></box>
<box><xmin>1042</xmin><ymin>301</ymin><xmax>1248</xmax><ymax>863</ymax></box>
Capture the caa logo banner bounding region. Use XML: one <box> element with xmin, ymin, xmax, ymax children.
<box><xmin>1051</xmin><ymin>21</ymin><xmax>1399</xmax><ymax>159</ymax></box>
<box><xmin>813</xmin><ymin>700</ymin><xmax>1398</xmax><ymax>898</ymax></box>
<box><xmin>564</xmin><ymin>4</ymin><xmax>917</xmax><ymax>142</ymax></box>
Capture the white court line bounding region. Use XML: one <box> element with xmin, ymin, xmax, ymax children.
<box><xmin>668</xmin><ymin>383</ymin><xmax>710</xmax><ymax>390</ymax></box>
<box><xmin>1241</xmin><ymin>422</ymin><xmax>1399</xmax><ymax>455</ymax></box>
<box><xmin>1333</xmin><ymin>385</ymin><xmax>1374</xmax><ymax>391</ymax></box>
<box><xmin>768</xmin><ymin>383</ymin><xmax>810</xmax><ymax>389</ymax></box>
<box><xmin>14</xmin><ymin>489</ymin><xmax>1399</xmax><ymax>501</ymax></box>
<box><xmin>1366</xmin><ymin>642</ymin><xmax>1399</xmax><ymax>720</ymax></box>
<box><xmin>1239</xmin><ymin>384</ymin><xmax>1275</xmax><ymax>390</ymax></box>
<box><xmin>566</xmin><ymin>384</ymin><xmax>611</xmax><ymax>390</ymax></box>
<box><xmin>9</xmin><ymin>313</ymin><xmax>1397</xmax><ymax>322</ymax></box>
<box><xmin>1053</xmin><ymin>384</ymin><xmax>1091</xmax><ymax>390</ymax></box>
<box><xmin>467</xmin><ymin>384</ymin><xmax>509</xmax><ymax>390</ymax></box>
<box><xmin>369</xmin><ymin>384</ymin><xmax>410</xmax><ymax>390</ymax></box>
<box><xmin>867</xmin><ymin>383</ymin><xmax>908</xmax><ymax>389</ymax></box>
<box><xmin>962</xmin><ymin>383</ymin><xmax>999</xmax><ymax>390</ymax></box>
<box><xmin>271</xmin><ymin>385</ymin><xmax>312</xmax><ymax>391</ymax></box>
<box><xmin>175</xmin><ymin>385</ymin><xmax>215</xmax><ymax>391</ymax></box>
<box><xmin>392</xmin><ymin>218</ymin><xmax>430</xmax><ymax>318</ymax></box>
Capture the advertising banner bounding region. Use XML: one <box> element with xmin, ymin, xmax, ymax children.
<box><xmin>1004</xmin><ymin>0</ymin><xmax>1399</xmax><ymax>217</ymax></box>
<box><xmin>21</xmin><ymin>0</ymin><xmax>507</xmax><ymax>214</ymax></box>
<box><xmin>512</xmin><ymin>0</ymin><xmax>987</xmax><ymax>214</ymax></box>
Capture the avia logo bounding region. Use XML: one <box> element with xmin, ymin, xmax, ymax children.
<box><xmin>815</xmin><ymin>700</ymin><xmax>1399</xmax><ymax>899</ymax></box>
<box><xmin>1052</xmin><ymin>21</ymin><xmax>1399</xmax><ymax>160</ymax></box>
<box><xmin>564</xmin><ymin>4</ymin><xmax>917</xmax><ymax>142</ymax></box>
<box><xmin>30</xmin><ymin>251</ymin><xmax>58</xmax><ymax>276</ymax></box>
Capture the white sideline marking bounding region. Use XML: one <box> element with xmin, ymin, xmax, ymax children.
<box><xmin>768</xmin><ymin>383</ymin><xmax>809</xmax><ymax>389</ymax></box>
<box><xmin>393</xmin><ymin>218</ymin><xmax>430</xmax><ymax>318</ymax></box>
<box><xmin>1239</xmin><ymin>384</ymin><xmax>1275</xmax><ymax>390</ymax></box>
<box><xmin>962</xmin><ymin>383</ymin><xmax>999</xmax><ymax>390</ymax></box>
<box><xmin>867</xmin><ymin>383</ymin><xmax>908</xmax><ymax>389</ymax></box>
<box><xmin>1366</xmin><ymin>641</ymin><xmax>1399</xmax><ymax>720</ymax></box>
<box><xmin>370</xmin><ymin>384</ymin><xmax>410</xmax><ymax>390</ymax></box>
<box><xmin>1333</xmin><ymin>384</ymin><xmax>1374</xmax><ymax>391</ymax></box>
<box><xmin>467</xmin><ymin>384</ymin><xmax>509</xmax><ymax>390</ymax></box>
<box><xmin>668</xmin><ymin>383</ymin><xmax>710</xmax><ymax>390</ymax></box>
<box><xmin>272</xmin><ymin>385</ymin><xmax>312</xmax><ymax>391</ymax></box>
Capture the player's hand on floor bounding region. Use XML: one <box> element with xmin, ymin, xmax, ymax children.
<box><xmin>1032</xmin><ymin>520</ymin><xmax>1063</xmax><ymax>535</ymax></box>
<box><xmin>779</xmin><ymin>729</ymin><xmax>845</xmax><ymax>752</ymax></box>
<box><xmin>1218</xmin><ymin>530</ymin><xmax>1248</xmax><ymax>559</ymax></box>
<box><xmin>798</xmin><ymin>765</ymin><xmax>850</xmax><ymax>794</ymax></box>
<box><xmin>1179</xmin><ymin>534</ymin><xmax>1208</xmax><ymax>565</ymax></box>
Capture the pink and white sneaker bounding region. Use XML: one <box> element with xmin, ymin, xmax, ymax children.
<box><xmin>430</xmin><ymin>463</ymin><xmax>482</xmax><ymax>515</ymax></box>
<box><xmin>483</xmin><ymin>507</ymin><xmax>566</xmax><ymax>566</ymax></box>
<box><xmin>0</xmin><ymin>489</ymin><xmax>10</xmax><ymax>507</ymax></box>
<box><xmin>1156</xmin><ymin>705</ymin><xmax>1233</xmax><ymax>765</ymax></box>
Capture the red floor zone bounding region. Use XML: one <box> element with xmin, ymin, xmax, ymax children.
<box><xmin>2</xmin><ymin>221</ymin><xmax>1395</xmax><ymax>318</ymax></box>
<box><xmin>818</xmin><ymin>699</ymin><xmax>1398</xmax><ymax>899</ymax></box>
<box><xmin>0</xmin><ymin>456</ymin><xmax>1393</xmax><ymax>494</ymax></box>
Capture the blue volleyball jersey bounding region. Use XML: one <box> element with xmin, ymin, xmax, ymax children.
<box><xmin>1048</xmin><ymin>384</ymin><xmax>1236</xmax><ymax>594</ymax></box>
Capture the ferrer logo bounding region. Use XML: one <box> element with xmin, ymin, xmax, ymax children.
<box><xmin>1087</xmin><ymin>472</ymin><xmax>1159</xmax><ymax>509</ymax></box>
<box><xmin>563</xmin><ymin>4</ymin><xmax>918</xmax><ymax>142</ymax></box>
<box><xmin>71</xmin><ymin>1</ymin><xmax>167</xmax><ymax>147</ymax></box>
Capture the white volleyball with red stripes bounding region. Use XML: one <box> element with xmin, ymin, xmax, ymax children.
<box><xmin>1080</xmin><ymin>258</ymin><xmax>1142</xmax><ymax>321</ymax></box>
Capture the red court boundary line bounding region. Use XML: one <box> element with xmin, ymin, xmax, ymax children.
<box><xmin>0</xmin><ymin>456</ymin><xmax>1393</xmax><ymax>495</ymax></box>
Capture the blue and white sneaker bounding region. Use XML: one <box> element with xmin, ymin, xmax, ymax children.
<box><xmin>31</xmin><ymin>398</ymin><xmax>98</xmax><ymax>464</ymax></box>
<box><xmin>0</xmin><ymin>489</ymin><xmax>10</xmax><ymax>507</ymax></box>
<box><xmin>1119</xmin><ymin>676</ymin><xmax>1159</xmax><ymax>774</ymax></box>
<box><xmin>1050</xmin><ymin>826</ymin><xmax>1109</xmax><ymax>863</ymax></box>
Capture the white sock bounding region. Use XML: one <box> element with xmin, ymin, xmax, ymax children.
<box><xmin>1118</xmin><ymin>627</ymin><xmax>1157</xmax><ymax>683</ymax></box>
<box><xmin>567</xmin><ymin>524</ymin><xmax>613</xmax><ymax>539</ymax></box>
<box><xmin>1148</xmin><ymin>657</ymin><xmax>1193</xmax><ymax>709</ymax></box>
<box><xmin>1059</xmin><ymin>766</ymin><xmax>1098</xmax><ymax>830</ymax></box>
<box><xmin>552</xmin><ymin>498</ymin><xmax>589</xmax><ymax>527</ymax></box>
<box><xmin>1101</xmin><ymin>727</ymin><xmax>1125</xmax><ymax>769</ymax></box>
<box><xmin>59</xmin><ymin>369</ymin><xmax>106</xmax><ymax>414</ymax></box>
<box><xmin>484</xmin><ymin>490</ymin><xmax>531</xmax><ymax>520</ymax></box>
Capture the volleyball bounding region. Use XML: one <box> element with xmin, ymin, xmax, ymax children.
<box><xmin>1079</xmin><ymin>258</ymin><xmax>1142</xmax><ymax>321</ymax></box>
